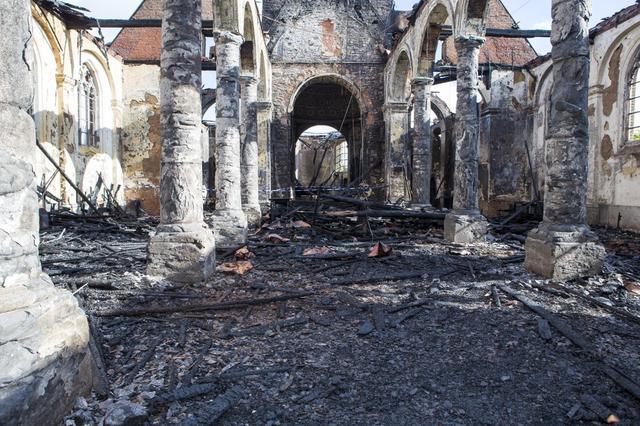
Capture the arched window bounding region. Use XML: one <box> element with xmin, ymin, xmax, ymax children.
<box><xmin>79</xmin><ymin>65</ymin><xmax>98</xmax><ymax>147</ymax></box>
<box><xmin>626</xmin><ymin>58</ymin><xmax>640</xmax><ymax>142</ymax></box>
<box><xmin>335</xmin><ymin>140</ymin><xmax>348</xmax><ymax>173</ymax></box>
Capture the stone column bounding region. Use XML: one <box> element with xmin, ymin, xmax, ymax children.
<box><xmin>0</xmin><ymin>1</ymin><xmax>92</xmax><ymax>423</ymax></box>
<box><xmin>256</xmin><ymin>101</ymin><xmax>273</xmax><ymax>209</ymax></box>
<box><xmin>524</xmin><ymin>0</ymin><xmax>605</xmax><ymax>279</ymax></box>
<box><xmin>411</xmin><ymin>77</ymin><xmax>434</xmax><ymax>208</ymax></box>
<box><xmin>385</xmin><ymin>102</ymin><xmax>409</xmax><ymax>204</ymax></box>
<box><xmin>444</xmin><ymin>36</ymin><xmax>488</xmax><ymax>243</ymax></box>
<box><xmin>240</xmin><ymin>76</ymin><xmax>261</xmax><ymax>227</ymax></box>
<box><xmin>214</xmin><ymin>31</ymin><xmax>248</xmax><ymax>248</ymax></box>
<box><xmin>147</xmin><ymin>0</ymin><xmax>215</xmax><ymax>282</ymax></box>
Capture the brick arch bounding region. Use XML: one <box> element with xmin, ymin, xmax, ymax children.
<box><xmin>415</xmin><ymin>1</ymin><xmax>453</xmax><ymax>77</ymax></box>
<box><xmin>287</xmin><ymin>73</ymin><xmax>366</xmax><ymax>115</ymax></box>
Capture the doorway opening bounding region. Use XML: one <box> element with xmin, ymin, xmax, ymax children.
<box><xmin>295</xmin><ymin>125</ymin><xmax>349</xmax><ymax>189</ymax></box>
<box><xmin>290</xmin><ymin>76</ymin><xmax>363</xmax><ymax>193</ymax></box>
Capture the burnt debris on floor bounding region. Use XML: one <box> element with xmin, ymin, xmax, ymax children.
<box><xmin>41</xmin><ymin>206</ymin><xmax>640</xmax><ymax>425</ymax></box>
<box><xmin>5</xmin><ymin>0</ymin><xmax>640</xmax><ymax>423</ymax></box>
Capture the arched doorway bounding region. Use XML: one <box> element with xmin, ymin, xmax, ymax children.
<box><xmin>295</xmin><ymin>125</ymin><xmax>349</xmax><ymax>189</ymax></box>
<box><xmin>430</xmin><ymin>96</ymin><xmax>455</xmax><ymax>209</ymax></box>
<box><xmin>290</xmin><ymin>75</ymin><xmax>363</xmax><ymax>193</ymax></box>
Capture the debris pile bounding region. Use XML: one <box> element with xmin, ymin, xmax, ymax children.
<box><xmin>46</xmin><ymin>210</ymin><xmax>640</xmax><ymax>424</ymax></box>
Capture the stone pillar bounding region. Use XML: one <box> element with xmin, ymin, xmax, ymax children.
<box><xmin>444</xmin><ymin>36</ymin><xmax>488</xmax><ymax>243</ymax></box>
<box><xmin>256</xmin><ymin>101</ymin><xmax>273</xmax><ymax>209</ymax></box>
<box><xmin>385</xmin><ymin>102</ymin><xmax>409</xmax><ymax>204</ymax></box>
<box><xmin>147</xmin><ymin>0</ymin><xmax>215</xmax><ymax>282</ymax></box>
<box><xmin>240</xmin><ymin>76</ymin><xmax>261</xmax><ymax>227</ymax></box>
<box><xmin>0</xmin><ymin>0</ymin><xmax>92</xmax><ymax>423</ymax></box>
<box><xmin>55</xmin><ymin>73</ymin><xmax>77</xmax><ymax>209</ymax></box>
<box><xmin>214</xmin><ymin>31</ymin><xmax>248</xmax><ymax>248</ymax></box>
<box><xmin>411</xmin><ymin>77</ymin><xmax>434</xmax><ymax>208</ymax></box>
<box><xmin>524</xmin><ymin>0</ymin><xmax>605</xmax><ymax>279</ymax></box>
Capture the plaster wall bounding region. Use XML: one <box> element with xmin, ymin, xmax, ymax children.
<box><xmin>30</xmin><ymin>7</ymin><xmax>125</xmax><ymax>211</ymax></box>
<box><xmin>121</xmin><ymin>64</ymin><xmax>162</xmax><ymax>216</ymax></box>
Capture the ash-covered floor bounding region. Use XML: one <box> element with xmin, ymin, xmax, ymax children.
<box><xmin>45</xmin><ymin>213</ymin><xmax>640</xmax><ymax>425</ymax></box>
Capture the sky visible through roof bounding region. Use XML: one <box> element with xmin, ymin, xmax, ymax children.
<box><xmin>75</xmin><ymin>0</ymin><xmax>636</xmax><ymax>55</ymax></box>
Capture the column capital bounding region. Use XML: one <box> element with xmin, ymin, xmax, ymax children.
<box><xmin>384</xmin><ymin>102</ymin><xmax>408</xmax><ymax>113</ymax></box>
<box><xmin>213</xmin><ymin>30</ymin><xmax>244</xmax><ymax>45</ymax></box>
<box><xmin>411</xmin><ymin>77</ymin><xmax>434</xmax><ymax>88</ymax></box>
<box><xmin>454</xmin><ymin>35</ymin><xmax>485</xmax><ymax>50</ymax></box>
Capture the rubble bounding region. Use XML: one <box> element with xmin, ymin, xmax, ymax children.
<box><xmin>35</xmin><ymin>208</ymin><xmax>640</xmax><ymax>424</ymax></box>
<box><xmin>3</xmin><ymin>0</ymin><xmax>640</xmax><ymax>423</ymax></box>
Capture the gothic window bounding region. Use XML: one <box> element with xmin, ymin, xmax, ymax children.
<box><xmin>626</xmin><ymin>58</ymin><xmax>640</xmax><ymax>142</ymax></box>
<box><xmin>79</xmin><ymin>65</ymin><xmax>98</xmax><ymax>147</ymax></box>
<box><xmin>335</xmin><ymin>140</ymin><xmax>348</xmax><ymax>173</ymax></box>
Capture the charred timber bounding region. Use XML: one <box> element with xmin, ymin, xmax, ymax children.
<box><xmin>437</xmin><ymin>25</ymin><xmax>551</xmax><ymax>39</ymax></box>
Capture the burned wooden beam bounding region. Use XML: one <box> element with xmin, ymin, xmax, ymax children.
<box><xmin>66</xmin><ymin>19</ymin><xmax>215</xmax><ymax>29</ymax></box>
<box><xmin>437</xmin><ymin>25</ymin><xmax>551</xmax><ymax>39</ymax></box>
<box><xmin>36</xmin><ymin>139</ymin><xmax>100</xmax><ymax>214</ymax></box>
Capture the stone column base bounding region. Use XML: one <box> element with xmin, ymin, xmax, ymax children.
<box><xmin>524</xmin><ymin>225</ymin><xmax>605</xmax><ymax>280</ymax></box>
<box><xmin>444</xmin><ymin>212</ymin><xmax>488</xmax><ymax>243</ymax></box>
<box><xmin>0</xmin><ymin>276</ymin><xmax>93</xmax><ymax>425</ymax></box>
<box><xmin>214</xmin><ymin>209</ymin><xmax>248</xmax><ymax>249</ymax></box>
<box><xmin>147</xmin><ymin>225</ymin><xmax>215</xmax><ymax>282</ymax></box>
<box><xmin>243</xmin><ymin>205</ymin><xmax>262</xmax><ymax>228</ymax></box>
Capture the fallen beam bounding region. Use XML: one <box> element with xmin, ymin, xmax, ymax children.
<box><xmin>95</xmin><ymin>292</ymin><xmax>316</xmax><ymax>317</ymax></box>
<box><xmin>36</xmin><ymin>139</ymin><xmax>100</xmax><ymax>214</ymax></box>
<box><xmin>318</xmin><ymin>194</ymin><xmax>402</xmax><ymax>211</ymax></box>
<box><xmin>498</xmin><ymin>284</ymin><xmax>640</xmax><ymax>401</ymax></box>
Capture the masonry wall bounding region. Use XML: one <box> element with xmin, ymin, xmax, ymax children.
<box><xmin>121</xmin><ymin>64</ymin><xmax>162</xmax><ymax>216</ymax></box>
<box><xmin>264</xmin><ymin>0</ymin><xmax>394</xmax><ymax>199</ymax></box>
<box><xmin>479</xmin><ymin>69</ymin><xmax>535</xmax><ymax>216</ymax></box>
